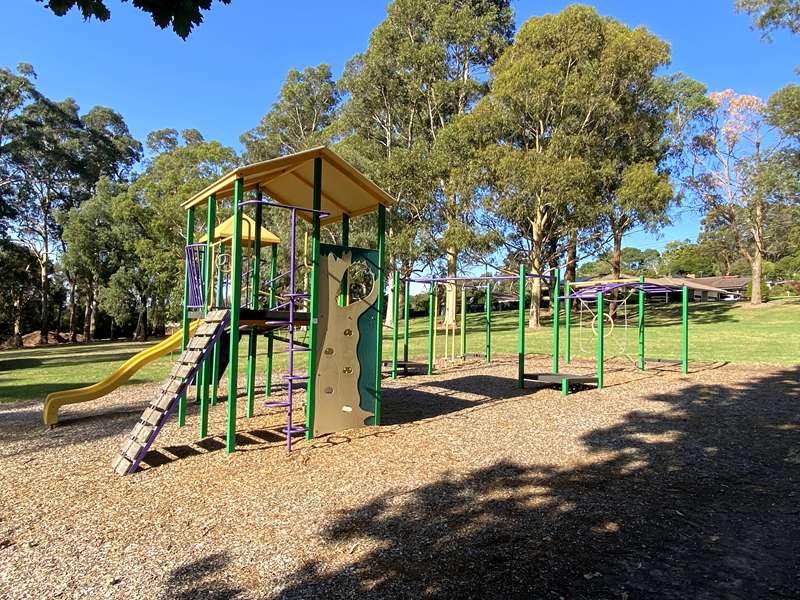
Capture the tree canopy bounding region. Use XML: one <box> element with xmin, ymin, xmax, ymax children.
<box><xmin>35</xmin><ymin>0</ymin><xmax>231</xmax><ymax>38</ymax></box>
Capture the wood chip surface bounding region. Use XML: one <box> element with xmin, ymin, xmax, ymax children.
<box><xmin>1</xmin><ymin>357</ymin><xmax>798</xmax><ymax>599</ymax></box>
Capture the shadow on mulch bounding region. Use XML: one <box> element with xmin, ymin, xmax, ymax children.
<box><xmin>138</xmin><ymin>428</ymin><xmax>294</xmax><ymax>473</ymax></box>
<box><xmin>160</xmin><ymin>552</ymin><xmax>245</xmax><ymax>600</ymax></box>
<box><xmin>166</xmin><ymin>365</ymin><xmax>800</xmax><ymax>599</ymax></box>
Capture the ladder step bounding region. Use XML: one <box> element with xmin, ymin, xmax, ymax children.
<box><xmin>283</xmin><ymin>374</ymin><xmax>308</xmax><ymax>381</ymax></box>
<box><xmin>130</xmin><ymin>422</ymin><xmax>154</xmax><ymax>444</ymax></box>
<box><xmin>112</xmin><ymin>454</ymin><xmax>134</xmax><ymax>476</ymax></box>
<box><xmin>161</xmin><ymin>379</ymin><xmax>184</xmax><ymax>396</ymax></box>
<box><xmin>174</xmin><ymin>364</ymin><xmax>194</xmax><ymax>379</ymax></box>
<box><xmin>187</xmin><ymin>337</ymin><xmax>212</xmax><ymax>350</ymax></box>
<box><xmin>282</xmin><ymin>425</ymin><xmax>306</xmax><ymax>435</ymax></box>
<box><xmin>181</xmin><ymin>350</ymin><xmax>203</xmax><ymax>364</ymax></box>
<box><xmin>140</xmin><ymin>406</ymin><xmax>164</xmax><ymax>427</ymax></box>
<box><xmin>152</xmin><ymin>393</ymin><xmax>174</xmax><ymax>412</ymax></box>
<box><xmin>264</xmin><ymin>401</ymin><xmax>290</xmax><ymax>408</ymax></box>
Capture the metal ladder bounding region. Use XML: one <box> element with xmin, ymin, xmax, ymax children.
<box><xmin>264</xmin><ymin>207</ymin><xmax>307</xmax><ymax>450</ymax></box>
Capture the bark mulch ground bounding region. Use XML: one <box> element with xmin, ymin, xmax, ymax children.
<box><xmin>0</xmin><ymin>357</ymin><xmax>798</xmax><ymax>599</ymax></box>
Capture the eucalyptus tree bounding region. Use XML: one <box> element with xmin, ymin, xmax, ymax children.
<box><xmin>0</xmin><ymin>241</ymin><xmax>39</xmax><ymax>346</ymax></box>
<box><xmin>736</xmin><ymin>0</ymin><xmax>800</xmax><ymax>35</ymax></box>
<box><xmin>337</xmin><ymin>0</ymin><xmax>514</xmax><ymax>319</ymax></box>
<box><xmin>242</xmin><ymin>65</ymin><xmax>339</xmax><ymax>162</ymax></box>
<box><xmin>111</xmin><ymin>130</ymin><xmax>238</xmax><ymax>338</ymax></box>
<box><xmin>7</xmin><ymin>87</ymin><xmax>140</xmax><ymax>343</ymax></box>
<box><xmin>687</xmin><ymin>90</ymin><xmax>799</xmax><ymax>304</ymax></box>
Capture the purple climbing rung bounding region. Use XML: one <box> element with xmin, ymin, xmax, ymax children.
<box><xmin>284</xmin><ymin>374</ymin><xmax>308</xmax><ymax>381</ymax></box>
<box><xmin>275</xmin><ymin>347</ymin><xmax>309</xmax><ymax>353</ymax></box>
<box><xmin>264</xmin><ymin>401</ymin><xmax>290</xmax><ymax>408</ymax></box>
<box><xmin>286</xmin><ymin>292</ymin><xmax>310</xmax><ymax>298</ymax></box>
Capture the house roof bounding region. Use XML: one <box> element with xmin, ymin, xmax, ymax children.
<box><xmin>197</xmin><ymin>214</ymin><xmax>280</xmax><ymax>247</ymax></box>
<box><xmin>182</xmin><ymin>146</ymin><xmax>393</xmax><ymax>226</ymax></box>
<box><xmin>572</xmin><ymin>275</ymin><xmax>729</xmax><ymax>294</ymax></box>
<box><xmin>691</xmin><ymin>276</ymin><xmax>751</xmax><ymax>290</ymax></box>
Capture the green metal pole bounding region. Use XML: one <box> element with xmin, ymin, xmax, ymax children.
<box><xmin>265</xmin><ymin>242</ymin><xmax>277</xmax><ymax>396</ymax></box>
<box><xmin>552</xmin><ymin>269</ymin><xmax>560</xmax><ymax>374</ymax></box>
<box><xmin>403</xmin><ymin>278</ymin><xmax>410</xmax><ymax>364</ymax></box>
<box><xmin>339</xmin><ymin>213</ymin><xmax>349</xmax><ymax>307</ymax></box>
<box><xmin>518</xmin><ymin>264</ymin><xmax>525</xmax><ymax>388</ymax></box>
<box><xmin>682</xmin><ymin>284</ymin><xmax>689</xmax><ymax>374</ymax></box>
<box><xmin>597</xmin><ymin>291</ymin><xmax>604</xmax><ymax>390</ymax></box>
<box><xmin>460</xmin><ymin>284</ymin><xmax>467</xmax><ymax>360</ymax></box>
<box><xmin>391</xmin><ymin>269</ymin><xmax>399</xmax><ymax>378</ymax></box>
<box><xmin>427</xmin><ymin>283</ymin><xmax>435</xmax><ymax>375</ymax></box>
<box><xmin>564</xmin><ymin>281</ymin><xmax>571</xmax><ymax>366</ymax></box>
<box><xmin>199</xmin><ymin>194</ymin><xmax>216</xmax><ymax>436</ymax></box>
<box><xmin>246</xmin><ymin>192</ymin><xmax>262</xmax><ymax>418</ymax></box>
<box><xmin>374</xmin><ymin>204</ymin><xmax>386</xmax><ymax>424</ymax></box>
<box><xmin>305</xmin><ymin>158</ymin><xmax>323</xmax><ymax>439</ymax></box>
<box><xmin>178</xmin><ymin>206</ymin><xmax>194</xmax><ymax>427</ymax></box>
<box><xmin>485</xmin><ymin>282</ymin><xmax>491</xmax><ymax>364</ymax></box>
<box><xmin>225</xmin><ymin>179</ymin><xmax>244</xmax><ymax>453</ymax></box>
<box><xmin>638</xmin><ymin>274</ymin><xmax>645</xmax><ymax>370</ymax></box>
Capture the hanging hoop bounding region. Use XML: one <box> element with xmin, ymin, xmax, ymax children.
<box><xmin>591</xmin><ymin>312</ymin><xmax>615</xmax><ymax>337</ymax></box>
<box><xmin>217</xmin><ymin>252</ymin><xmax>231</xmax><ymax>273</ymax></box>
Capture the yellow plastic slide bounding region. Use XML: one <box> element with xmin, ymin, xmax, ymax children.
<box><xmin>42</xmin><ymin>321</ymin><xmax>200</xmax><ymax>427</ymax></box>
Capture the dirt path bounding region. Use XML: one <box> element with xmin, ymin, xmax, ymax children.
<box><xmin>0</xmin><ymin>357</ymin><xmax>798</xmax><ymax>599</ymax></box>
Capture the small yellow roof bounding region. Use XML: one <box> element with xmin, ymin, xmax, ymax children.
<box><xmin>198</xmin><ymin>214</ymin><xmax>280</xmax><ymax>247</ymax></box>
<box><xmin>181</xmin><ymin>147</ymin><xmax>393</xmax><ymax>225</ymax></box>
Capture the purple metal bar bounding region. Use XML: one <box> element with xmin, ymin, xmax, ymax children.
<box><xmin>239</xmin><ymin>199</ymin><xmax>330</xmax><ymax>217</ymax></box>
<box><xmin>185</xmin><ymin>244</ymin><xmax>206</xmax><ymax>308</ymax></box>
<box><xmin>286</xmin><ymin>207</ymin><xmax>298</xmax><ymax>452</ymax></box>
<box><xmin>407</xmin><ymin>273</ymin><xmax>548</xmax><ymax>284</ymax></box>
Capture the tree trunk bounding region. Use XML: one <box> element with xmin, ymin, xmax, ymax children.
<box><xmin>39</xmin><ymin>250</ymin><xmax>49</xmax><ymax>345</ymax></box>
<box><xmin>68</xmin><ymin>280</ymin><xmax>78</xmax><ymax>343</ymax></box>
<box><xmin>83</xmin><ymin>283</ymin><xmax>94</xmax><ymax>342</ymax></box>
<box><xmin>565</xmin><ymin>230</ymin><xmax>577</xmax><ymax>283</ymax></box>
<box><xmin>527</xmin><ymin>205</ymin><xmax>549</xmax><ymax>328</ymax></box>
<box><xmin>750</xmin><ymin>249</ymin><xmax>763</xmax><ymax>305</ymax></box>
<box><xmin>110</xmin><ymin>321</ymin><xmax>117</xmax><ymax>341</ymax></box>
<box><xmin>13</xmin><ymin>297</ymin><xmax>23</xmax><ymax>348</ymax></box>
<box><xmin>154</xmin><ymin>298</ymin><xmax>166</xmax><ymax>337</ymax></box>
<box><xmin>134</xmin><ymin>295</ymin><xmax>148</xmax><ymax>341</ymax></box>
<box><xmin>750</xmin><ymin>199</ymin><xmax>765</xmax><ymax>305</ymax></box>
<box><xmin>55</xmin><ymin>301</ymin><xmax>63</xmax><ymax>338</ymax></box>
<box><xmin>90</xmin><ymin>297</ymin><xmax>98</xmax><ymax>339</ymax></box>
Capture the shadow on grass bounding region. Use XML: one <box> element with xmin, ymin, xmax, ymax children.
<box><xmin>234</xmin><ymin>365</ymin><xmax>798</xmax><ymax>599</ymax></box>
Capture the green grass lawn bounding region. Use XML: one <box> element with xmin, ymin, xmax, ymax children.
<box><xmin>1</xmin><ymin>300</ymin><xmax>798</xmax><ymax>403</ymax></box>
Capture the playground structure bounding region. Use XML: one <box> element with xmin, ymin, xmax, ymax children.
<box><xmin>387</xmin><ymin>269</ymin><xmax>693</xmax><ymax>395</ymax></box>
<box><xmin>386</xmin><ymin>271</ymin><xmax>552</xmax><ymax>377</ymax></box>
<box><xmin>111</xmin><ymin>147</ymin><xmax>392</xmax><ymax>475</ymax></box>
<box><xmin>41</xmin><ymin>147</ymin><xmax>701</xmax><ymax>475</ymax></box>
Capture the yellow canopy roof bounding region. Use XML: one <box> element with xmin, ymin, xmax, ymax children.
<box><xmin>198</xmin><ymin>214</ymin><xmax>280</xmax><ymax>247</ymax></box>
<box><xmin>182</xmin><ymin>147</ymin><xmax>393</xmax><ymax>225</ymax></box>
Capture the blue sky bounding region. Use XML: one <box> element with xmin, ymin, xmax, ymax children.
<box><xmin>1</xmin><ymin>0</ymin><xmax>798</xmax><ymax>252</ymax></box>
